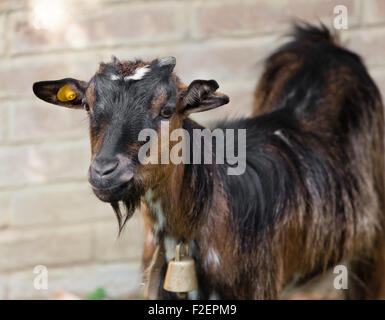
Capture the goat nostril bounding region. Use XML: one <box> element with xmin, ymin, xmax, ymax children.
<box><xmin>102</xmin><ymin>161</ymin><xmax>119</xmax><ymax>176</ymax></box>
<box><xmin>93</xmin><ymin>159</ymin><xmax>119</xmax><ymax>177</ymax></box>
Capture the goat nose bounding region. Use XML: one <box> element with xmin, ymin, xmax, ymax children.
<box><xmin>92</xmin><ymin>157</ymin><xmax>119</xmax><ymax>177</ymax></box>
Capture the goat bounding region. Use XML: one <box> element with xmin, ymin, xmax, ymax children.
<box><xmin>33</xmin><ymin>24</ymin><xmax>384</xmax><ymax>299</ymax></box>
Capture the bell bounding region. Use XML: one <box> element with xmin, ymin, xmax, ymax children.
<box><xmin>163</xmin><ymin>242</ymin><xmax>198</xmax><ymax>294</ymax></box>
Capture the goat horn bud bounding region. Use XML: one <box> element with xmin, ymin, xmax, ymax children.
<box><xmin>158</xmin><ymin>56</ymin><xmax>176</xmax><ymax>67</ymax></box>
<box><xmin>57</xmin><ymin>85</ymin><xmax>77</xmax><ymax>102</ymax></box>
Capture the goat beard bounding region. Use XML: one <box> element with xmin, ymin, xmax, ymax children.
<box><xmin>110</xmin><ymin>181</ymin><xmax>145</xmax><ymax>235</ymax></box>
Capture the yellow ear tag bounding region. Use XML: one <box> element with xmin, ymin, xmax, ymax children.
<box><xmin>57</xmin><ymin>85</ymin><xmax>77</xmax><ymax>102</ymax></box>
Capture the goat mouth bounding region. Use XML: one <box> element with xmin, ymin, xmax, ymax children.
<box><xmin>91</xmin><ymin>181</ymin><xmax>130</xmax><ymax>202</ymax></box>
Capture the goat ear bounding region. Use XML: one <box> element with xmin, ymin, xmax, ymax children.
<box><xmin>180</xmin><ymin>80</ymin><xmax>229</xmax><ymax>115</ymax></box>
<box><xmin>32</xmin><ymin>78</ymin><xmax>87</xmax><ymax>109</ymax></box>
<box><xmin>156</xmin><ymin>56</ymin><xmax>176</xmax><ymax>76</ymax></box>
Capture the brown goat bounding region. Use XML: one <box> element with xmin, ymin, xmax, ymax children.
<box><xmin>33</xmin><ymin>24</ymin><xmax>384</xmax><ymax>299</ymax></box>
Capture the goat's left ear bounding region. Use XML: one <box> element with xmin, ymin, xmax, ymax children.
<box><xmin>32</xmin><ymin>78</ymin><xmax>87</xmax><ymax>109</ymax></box>
<box><xmin>180</xmin><ymin>80</ymin><xmax>229</xmax><ymax>115</ymax></box>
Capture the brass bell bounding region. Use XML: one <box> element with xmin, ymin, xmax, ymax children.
<box><xmin>163</xmin><ymin>242</ymin><xmax>198</xmax><ymax>295</ymax></box>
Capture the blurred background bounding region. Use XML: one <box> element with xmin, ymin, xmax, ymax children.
<box><xmin>0</xmin><ymin>0</ymin><xmax>384</xmax><ymax>299</ymax></box>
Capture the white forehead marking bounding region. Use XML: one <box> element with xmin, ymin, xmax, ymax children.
<box><xmin>110</xmin><ymin>74</ymin><xmax>121</xmax><ymax>81</ymax></box>
<box><xmin>124</xmin><ymin>65</ymin><xmax>150</xmax><ymax>81</ymax></box>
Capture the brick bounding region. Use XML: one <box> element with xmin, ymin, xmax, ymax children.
<box><xmin>0</xmin><ymin>275</ymin><xmax>7</xmax><ymax>299</ymax></box>
<box><xmin>0</xmin><ymin>191</ymin><xmax>11</xmax><ymax>228</ymax></box>
<box><xmin>9</xmin><ymin>2</ymin><xmax>186</xmax><ymax>55</ymax></box>
<box><xmin>343</xmin><ymin>27</ymin><xmax>385</xmax><ymax>67</ymax></box>
<box><xmin>7</xmin><ymin>262</ymin><xmax>141</xmax><ymax>299</ymax></box>
<box><xmin>0</xmin><ymin>140</ymin><xmax>90</xmax><ymax>187</ymax></box>
<box><xmin>362</xmin><ymin>0</ymin><xmax>385</xmax><ymax>25</ymax></box>
<box><xmin>92</xmin><ymin>212</ymin><xmax>144</xmax><ymax>262</ymax></box>
<box><xmin>192</xmin><ymin>0</ymin><xmax>359</xmax><ymax>39</ymax></box>
<box><xmin>0</xmin><ymin>0</ymin><xmax>27</xmax><ymax>12</ymax></box>
<box><xmin>0</xmin><ymin>224</ymin><xmax>93</xmax><ymax>272</ymax></box>
<box><xmin>7</xmin><ymin>99</ymin><xmax>88</xmax><ymax>141</ymax></box>
<box><xmin>174</xmin><ymin>37</ymin><xmax>278</xmax><ymax>83</ymax></box>
<box><xmin>0</xmin><ymin>14</ymin><xmax>5</xmax><ymax>55</ymax></box>
<box><xmin>0</xmin><ymin>105</ymin><xmax>6</xmax><ymax>141</ymax></box>
<box><xmin>10</xmin><ymin>183</ymin><xmax>111</xmax><ymax>227</ymax></box>
<box><xmin>0</xmin><ymin>53</ymin><xmax>102</xmax><ymax>98</ymax></box>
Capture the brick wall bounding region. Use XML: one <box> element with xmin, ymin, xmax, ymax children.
<box><xmin>0</xmin><ymin>0</ymin><xmax>384</xmax><ymax>299</ymax></box>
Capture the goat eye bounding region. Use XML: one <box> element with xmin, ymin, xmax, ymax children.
<box><xmin>160</xmin><ymin>108</ymin><xmax>172</xmax><ymax>118</ymax></box>
<box><xmin>83</xmin><ymin>103</ymin><xmax>90</xmax><ymax>112</ymax></box>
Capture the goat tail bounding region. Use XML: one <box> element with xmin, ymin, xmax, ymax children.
<box><xmin>290</xmin><ymin>22</ymin><xmax>336</xmax><ymax>44</ymax></box>
<box><xmin>252</xmin><ymin>22</ymin><xmax>337</xmax><ymax>116</ymax></box>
